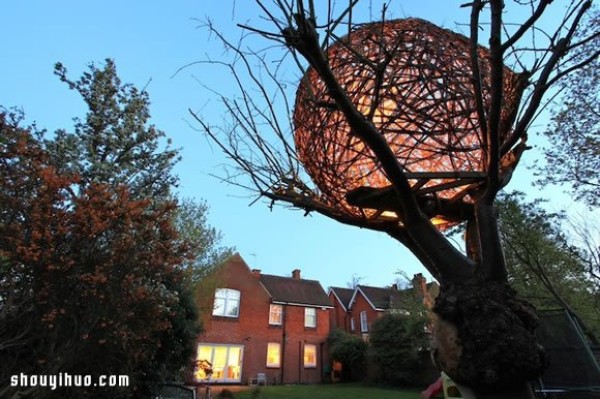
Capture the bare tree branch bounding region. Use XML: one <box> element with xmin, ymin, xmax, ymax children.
<box><xmin>193</xmin><ymin>0</ymin><xmax>595</xmax><ymax>287</ymax></box>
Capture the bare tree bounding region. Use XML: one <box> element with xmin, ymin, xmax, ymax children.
<box><xmin>566</xmin><ymin>211</ymin><xmax>600</xmax><ymax>289</ymax></box>
<box><xmin>346</xmin><ymin>273</ymin><xmax>365</xmax><ymax>289</ymax></box>
<box><xmin>536</xmin><ymin>8</ymin><xmax>600</xmax><ymax>207</ymax></box>
<box><xmin>193</xmin><ymin>1</ymin><xmax>598</xmax><ymax>397</ymax></box>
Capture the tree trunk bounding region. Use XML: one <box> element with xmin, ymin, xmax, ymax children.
<box><xmin>430</xmin><ymin>278</ymin><xmax>547</xmax><ymax>396</ymax></box>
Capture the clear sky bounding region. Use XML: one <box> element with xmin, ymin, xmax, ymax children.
<box><xmin>0</xmin><ymin>1</ymin><xmax>582</xmax><ymax>290</ymax></box>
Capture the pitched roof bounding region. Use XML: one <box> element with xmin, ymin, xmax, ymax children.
<box><xmin>357</xmin><ymin>285</ymin><xmax>396</xmax><ymax>310</ymax></box>
<box><xmin>260</xmin><ymin>274</ymin><xmax>332</xmax><ymax>308</ymax></box>
<box><xmin>328</xmin><ymin>287</ymin><xmax>355</xmax><ymax>311</ymax></box>
<box><xmin>352</xmin><ymin>284</ymin><xmax>414</xmax><ymax>311</ymax></box>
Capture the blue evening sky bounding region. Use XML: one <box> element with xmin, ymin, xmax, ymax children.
<box><xmin>0</xmin><ymin>1</ymin><xmax>580</xmax><ymax>289</ymax></box>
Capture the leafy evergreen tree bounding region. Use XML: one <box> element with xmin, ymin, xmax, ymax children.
<box><xmin>47</xmin><ymin>59</ymin><xmax>179</xmax><ymax>202</ymax></box>
<box><xmin>174</xmin><ymin>198</ymin><xmax>234</xmax><ymax>282</ymax></box>
<box><xmin>0</xmin><ymin>115</ymin><xmax>197</xmax><ymax>398</ymax></box>
<box><xmin>327</xmin><ymin>329</ymin><xmax>367</xmax><ymax>382</ymax></box>
<box><xmin>1</xmin><ymin>60</ymin><xmax>229</xmax><ymax>398</ymax></box>
<box><xmin>368</xmin><ymin>313</ymin><xmax>429</xmax><ymax>386</ymax></box>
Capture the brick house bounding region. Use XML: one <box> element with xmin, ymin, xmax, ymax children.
<box><xmin>329</xmin><ymin>274</ymin><xmax>439</xmax><ymax>339</ymax></box>
<box><xmin>328</xmin><ymin>286</ymin><xmax>354</xmax><ymax>332</ymax></box>
<box><xmin>194</xmin><ymin>254</ymin><xmax>332</xmax><ymax>385</ymax></box>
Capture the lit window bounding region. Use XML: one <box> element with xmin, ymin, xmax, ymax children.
<box><xmin>304</xmin><ymin>307</ymin><xmax>316</xmax><ymax>328</ymax></box>
<box><xmin>360</xmin><ymin>311</ymin><xmax>368</xmax><ymax>332</ymax></box>
<box><xmin>304</xmin><ymin>344</ymin><xmax>317</xmax><ymax>368</ymax></box>
<box><xmin>350</xmin><ymin>317</ymin><xmax>355</xmax><ymax>331</ymax></box>
<box><xmin>266</xmin><ymin>342</ymin><xmax>281</xmax><ymax>368</ymax></box>
<box><xmin>213</xmin><ymin>288</ymin><xmax>240</xmax><ymax>317</ymax></box>
<box><xmin>269</xmin><ymin>304</ymin><xmax>282</xmax><ymax>325</ymax></box>
<box><xmin>195</xmin><ymin>344</ymin><xmax>243</xmax><ymax>383</ymax></box>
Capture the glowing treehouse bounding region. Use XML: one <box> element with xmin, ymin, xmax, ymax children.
<box><xmin>293</xmin><ymin>18</ymin><xmax>524</xmax><ymax>229</ymax></box>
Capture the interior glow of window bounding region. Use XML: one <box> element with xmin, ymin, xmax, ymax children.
<box><xmin>304</xmin><ymin>344</ymin><xmax>317</xmax><ymax>368</ymax></box>
<box><xmin>266</xmin><ymin>342</ymin><xmax>281</xmax><ymax>367</ymax></box>
<box><xmin>269</xmin><ymin>304</ymin><xmax>283</xmax><ymax>325</ymax></box>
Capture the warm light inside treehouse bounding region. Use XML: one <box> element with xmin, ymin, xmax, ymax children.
<box><xmin>293</xmin><ymin>18</ymin><xmax>522</xmax><ymax>229</ymax></box>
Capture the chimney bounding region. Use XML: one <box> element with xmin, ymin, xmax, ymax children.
<box><xmin>252</xmin><ymin>269</ymin><xmax>261</xmax><ymax>278</ymax></box>
<box><xmin>412</xmin><ymin>273</ymin><xmax>427</xmax><ymax>297</ymax></box>
<box><xmin>292</xmin><ymin>269</ymin><xmax>301</xmax><ymax>279</ymax></box>
<box><xmin>391</xmin><ymin>283</ymin><xmax>398</xmax><ymax>290</ymax></box>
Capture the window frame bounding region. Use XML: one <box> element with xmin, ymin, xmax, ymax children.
<box><xmin>266</xmin><ymin>342</ymin><xmax>281</xmax><ymax>368</ymax></box>
<box><xmin>303</xmin><ymin>344</ymin><xmax>317</xmax><ymax>368</ymax></box>
<box><xmin>304</xmin><ymin>307</ymin><xmax>317</xmax><ymax>328</ymax></box>
<box><xmin>212</xmin><ymin>288</ymin><xmax>241</xmax><ymax>318</ymax></box>
<box><xmin>360</xmin><ymin>310</ymin><xmax>368</xmax><ymax>332</ymax></box>
<box><xmin>269</xmin><ymin>304</ymin><xmax>283</xmax><ymax>326</ymax></box>
<box><xmin>195</xmin><ymin>344</ymin><xmax>244</xmax><ymax>383</ymax></box>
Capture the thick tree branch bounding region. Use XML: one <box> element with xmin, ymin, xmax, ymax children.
<box><xmin>486</xmin><ymin>0</ymin><xmax>504</xmax><ymax>196</ymax></box>
<box><xmin>471</xmin><ymin>0</ymin><xmax>508</xmax><ymax>282</ymax></box>
<box><xmin>283</xmin><ymin>12</ymin><xmax>475</xmax><ymax>281</ymax></box>
<box><xmin>469</xmin><ymin>0</ymin><xmax>488</xmax><ymax>148</ymax></box>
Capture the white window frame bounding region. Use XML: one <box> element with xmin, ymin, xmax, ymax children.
<box><xmin>304</xmin><ymin>344</ymin><xmax>317</xmax><ymax>368</ymax></box>
<box><xmin>195</xmin><ymin>344</ymin><xmax>244</xmax><ymax>383</ymax></box>
<box><xmin>360</xmin><ymin>310</ymin><xmax>368</xmax><ymax>332</ymax></box>
<box><xmin>304</xmin><ymin>307</ymin><xmax>317</xmax><ymax>328</ymax></box>
<box><xmin>213</xmin><ymin>288</ymin><xmax>240</xmax><ymax>318</ymax></box>
<box><xmin>350</xmin><ymin>317</ymin><xmax>356</xmax><ymax>331</ymax></box>
<box><xmin>266</xmin><ymin>342</ymin><xmax>281</xmax><ymax>368</ymax></box>
<box><xmin>269</xmin><ymin>304</ymin><xmax>283</xmax><ymax>325</ymax></box>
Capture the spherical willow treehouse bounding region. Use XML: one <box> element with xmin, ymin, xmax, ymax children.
<box><xmin>293</xmin><ymin>18</ymin><xmax>524</xmax><ymax>229</ymax></box>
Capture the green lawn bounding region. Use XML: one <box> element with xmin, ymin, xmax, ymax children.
<box><xmin>231</xmin><ymin>383</ymin><xmax>423</xmax><ymax>399</ymax></box>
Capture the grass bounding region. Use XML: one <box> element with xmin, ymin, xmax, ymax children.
<box><xmin>231</xmin><ymin>383</ymin><xmax>422</xmax><ymax>399</ymax></box>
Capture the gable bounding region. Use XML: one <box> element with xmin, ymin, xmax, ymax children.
<box><xmin>328</xmin><ymin>287</ymin><xmax>355</xmax><ymax>311</ymax></box>
<box><xmin>349</xmin><ymin>285</ymin><xmax>390</xmax><ymax>311</ymax></box>
<box><xmin>207</xmin><ymin>253</ymin><xmax>271</xmax><ymax>299</ymax></box>
<box><xmin>348</xmin><ymin>285</ymin><xmax>416</xmax><ymax>311</ymax></box>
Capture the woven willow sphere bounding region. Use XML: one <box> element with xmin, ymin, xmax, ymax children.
<box><xmin>293</xmin><ymin>18</ymin><xmax>522</xmax><ymax>226</ymax></box>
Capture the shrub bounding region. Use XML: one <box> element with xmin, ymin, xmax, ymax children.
<box><xmin>328</xmin><ymin>329</ymin><xmax>368</xmax><ymax>381</ymax></box>
<box><xmin>368</xmin><ymin>313</ymin><xmax>429</xmax><ymax>385</ymax></box>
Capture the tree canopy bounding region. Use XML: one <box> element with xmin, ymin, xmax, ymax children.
<box><xmin>498</xmin><ymin>192</ymin><xmax>600</xmax><ymax>338</ymax></box>
<box><xmin>1</xmin><ymin>60</ymin><xmax>230</xmax><ymax>398</ymax></box>
<box><xmin>537</xmin><ymin>8</ymin><xmax>600</xmax><ymax>208</ymax></box>
<box><xmin>1</xmin><ymin>111</ymin><xmax>196</xmax><ymax>398</ymax></box>
<box><xmin>47</xmin><ymin>59</ymin><xmax>180</xmax><ymax>202</ymax></box>
<box><xmin>327</xmin><ymin>329</ymin><xmax>367</xmax><ymax>382</ymax></box>
<box><xmin>368</xmin><ymin>313</ymin><xmax>429</xmax><ymax>386</ymax></box>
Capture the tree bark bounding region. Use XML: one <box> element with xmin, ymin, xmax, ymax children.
<box><xmin>431</xmin><ymin>278</ymin><xmax>546</xmax><ymax>395</ymax></box>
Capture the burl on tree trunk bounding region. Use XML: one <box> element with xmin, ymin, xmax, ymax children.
<box><xmin>431</xmin><ymin>278</ymin><xmax>547</xmax><ymax>397</ymax></box>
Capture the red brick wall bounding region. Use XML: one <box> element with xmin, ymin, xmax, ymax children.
<box><xmin>195</xmin><ymin>255</ymin><xmax>330</xmax><ymax>385</ymax></box>
<box><xmin>328</xmin><ymin>292</ymin><xmax>349</xmax><ymax>331</ymax></box>
<box><xmin>280</xmin><ymin>304</ymin><xmax>330</xmax><ymax>384</ymax></box>
<box><xmin>348</xmin><ymin>291</ymin><xmax>382</xmax><ymax>337</ymax></box>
